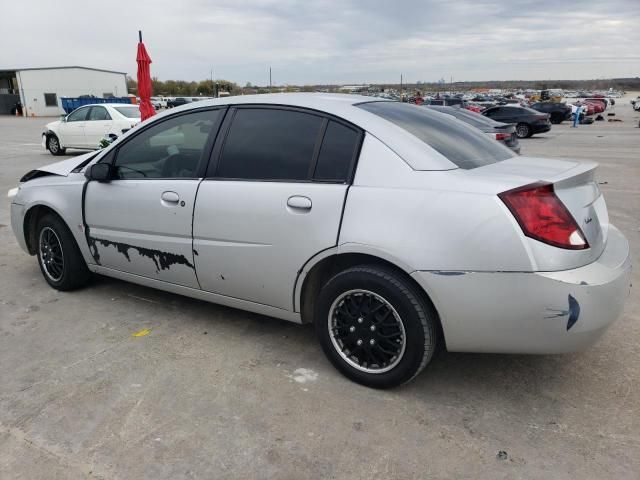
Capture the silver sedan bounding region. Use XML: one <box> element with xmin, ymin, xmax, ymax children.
<box><xmin>9</xmin><ymin>94</ymin><xmax>631</xmax><ymax>388</ymax></box>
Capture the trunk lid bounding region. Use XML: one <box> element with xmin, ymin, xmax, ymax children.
<box><xmin>470</xmin><ymin>156</ymin><xmax>606</xmax><ymax>270</ymax></box>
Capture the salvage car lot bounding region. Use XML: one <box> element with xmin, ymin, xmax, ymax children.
<box><xmin>1</xmin><ymin>97</ymin><xmax>639</xmax><ymax>479</ymax></box>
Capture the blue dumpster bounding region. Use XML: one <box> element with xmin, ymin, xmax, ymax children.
<box><xmin>60</xmin><ymin>97</ymin><xmax>133</xmax><ymax>114</ymax></box>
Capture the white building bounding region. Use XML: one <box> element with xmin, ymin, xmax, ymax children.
<box><xmin>0</xmin><ymin>66</ymin><xmax>128</xmax><ymax>116</ymax></box>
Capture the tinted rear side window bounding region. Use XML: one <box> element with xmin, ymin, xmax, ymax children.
<box><xmin>314</xmin><ymin>121</ymin><xmax>360</xmax><ymax>182</ymax></box>
<box><xmin>358</xmin><ymin>102</ymin><xmax>514</xmax><ymax>169</ymax></box>
<box><xmin>217</xmin><ymin>109</ymin><xmax>323</xmax><ymax>180</ymax></box>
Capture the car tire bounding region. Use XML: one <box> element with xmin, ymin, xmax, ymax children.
<box><xmin>550</xmin><ymin>113</ymin><xmax>563</xmax><ymax>124</ymax></box>
<box><xmin>46</xmin><ymin>135</ymin><xmax>66</xmax><ymax>156</ymax></box>
<box><xmin>36</xmin><ymin>213</ymin><xmax>90</xmax><ymax>291</ymax></box>
<box><xmin>516</xmin><ymin>123</ymin><xmax>531</xmax><ymax>138</ymax></box>
<box><xmin>314</xmin><ymin>265</ymin><xmax>437</xmax><ymax>389</ymax></box>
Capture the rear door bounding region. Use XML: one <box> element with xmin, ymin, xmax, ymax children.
<box><xmin>85</xmin><ymin>108</ymin><xmax>225</xmax><ymax>288</ymax></box>
<box><xmin>193</xmin><ymin>106</ymin><xmax>362</xmax><ymax>310</ymax></box>
<box><xmin>83</xmin><ymin>106</ymin><xmax>114</xmax><ymax>148</ymax></box>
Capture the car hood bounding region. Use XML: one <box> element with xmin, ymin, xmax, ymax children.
<box><xmin>35</xmin><ymin>151</ymin><xmax>99</xmax><ymax>176</ymax></box>
<box><xmin>45</xmin><ymin>120</ymin><xmax>62</xmax><ymax>131</ymax></box>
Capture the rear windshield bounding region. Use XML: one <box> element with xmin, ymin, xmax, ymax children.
<box><xmin>429</xmin><ymin>106</ymin><xmax>496</xmax><ymax>129</ymax></box>
<box><xmin>449</xmin><ymin>108</ymin><xmax>497</xmax><ymax>128</ymax></box>
<box><xmin>114</xmin><ymin>106</ymin><xmax>141</xmax><ymax>118</ymax></box>
<box><xmin>358</xmin><ymin>101</ymin><xmax>514</xmax><ymax>169</ymax></box>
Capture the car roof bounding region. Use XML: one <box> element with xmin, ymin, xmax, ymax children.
<box><xmin>150</xmin><ymin>93</ymin><xmax>457</xmax><ymax>171</ymax></box>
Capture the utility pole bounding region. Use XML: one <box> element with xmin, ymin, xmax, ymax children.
<box><xmin>400</xmin><ymin>74</ymin><xmax>403</xmax><ymax>102</ymax></box>
<box><xmin>269</xmin><ymin>67</ymin><xmax>272</xmax><ymax>92</ymax></box>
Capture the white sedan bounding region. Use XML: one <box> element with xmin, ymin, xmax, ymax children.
<box><xmin>43</xmin><ymin>103</ymin><xmax>141</xmax><ymax>155</ymax></box>
<box><xmin>12</xmin><ymin>94</ymin><xmax>631</xmax><ymax>388</ymax></box>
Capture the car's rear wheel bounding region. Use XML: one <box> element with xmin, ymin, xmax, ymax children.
<box><xmin>315</xmin><ymin>265</ymin><xmax>437</xmax><ymax>389</ymax></box>
<box><xmin>36</xmin><ymin>214</ymin><xmax>89</xmax><ymax>291</ymax></box>
<box><xmin>516</xmin><ymin>122</ymin><xmax>531</xmax><ymax>138</ymax></box>
<box><xmin>47</xmin><ymin>135</ymin><xmax>66</xmax><ymax>156</ymax></box>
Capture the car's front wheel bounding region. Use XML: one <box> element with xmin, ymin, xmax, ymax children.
<box><xmin>36</xmin><ymin>214</ymin><xmax>90</xmax><ymax>291</ymax></box>
<box><xmin>46</xmin><ymin>135</ymin><xmax>66</xmax><ymax>156</ymax></box>
<box><xmin>315</xmin><ymin>266</ymin><xmax>437</xmax><ymax>389</ymax></box>
<box><xmin>516</xmin><ymin>122</ymin><xmax>531</xmax><ymax>138</ymax></box>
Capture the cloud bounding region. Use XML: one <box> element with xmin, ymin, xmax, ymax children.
<box><xmin>2</xmin><ymin>0</ymin><xmax>638</xmax><ymax>84</ymax></box>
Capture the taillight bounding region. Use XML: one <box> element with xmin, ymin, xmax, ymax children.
<box><xmin>499</xmin><ymin>182</ymin><xmax>589</xmax><ymax>250</ymax></box>
<box><xmin>495</xmin><ymin>132</ymin><xmax>509</xmax><ymax>141</ymax></box>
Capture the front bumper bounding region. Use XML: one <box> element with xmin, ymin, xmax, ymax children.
<box><xmin>11</xmin><ymin>201</ymin><xmax>29</xmax><ymax>254</ymax></box>
<box><xmin>412</xmin><ymin>225</ymin><xmax>631</xmax><ymax>354</ymax></box>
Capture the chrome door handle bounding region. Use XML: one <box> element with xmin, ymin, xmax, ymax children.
<box><xmin>161</xmin><ymin>191</ymin><xmax>180</xmax><ymax>203</ymax></box>
<box><xmin>287</xmin><ymin>195</ymin><xmax>312</xmax><ymax>210</ymax></box>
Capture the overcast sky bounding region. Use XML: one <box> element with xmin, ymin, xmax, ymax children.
<box><xmin>4</xmin><ymin>0</ymin><xmax>639</xmax><ymax>85</ymax></box>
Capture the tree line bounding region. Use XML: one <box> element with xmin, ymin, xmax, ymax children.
<box><xmin>127</xmin><ymin>76</ymin><xmax>242</xmax><ymax>96</ymax></box>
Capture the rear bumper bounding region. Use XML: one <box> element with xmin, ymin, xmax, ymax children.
<box><xmin>412</xmin><ymin>225</ymin><xmax>631</xmax><ymax>354</ymax></box>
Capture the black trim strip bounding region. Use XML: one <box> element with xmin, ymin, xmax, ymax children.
<box><xmin>308</xmin><ymin>118</ymin><xmax>328</xmax><ymax>180</ymax></box>
<box><xmin>80</xmin><ymin>179</ymin><xmax>100</xmax><ymax>264</ymax></box>
<box><xmin>205</xmin><ymin>107</ymin><xmax>237</xmax><ymax>178</ymax></box>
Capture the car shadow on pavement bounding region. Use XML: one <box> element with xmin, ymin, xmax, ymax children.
<box><xmin>88</xmin><ymin>274</ymin><xmax>576</xmax><ymax>405</ymax></box>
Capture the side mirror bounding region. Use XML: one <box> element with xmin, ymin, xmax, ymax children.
<box><xmin>85</xmin><ymin>163</ymin><xmax>112</xmax><ymax>182</ymax></box>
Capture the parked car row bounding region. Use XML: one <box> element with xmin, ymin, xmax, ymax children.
<box><xmin>363</xmin><ymin>88</ymin><xmax>620</xmax><ymax>128</ymax></box>
<box><xmin>151</xmin><ymin>96</ymin><xmax>216</xmax><ymax>109</ymax></box>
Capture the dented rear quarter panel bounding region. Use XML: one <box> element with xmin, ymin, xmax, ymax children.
<box><xmin>412</xmin><ymin>225</ymin><xmax>631</xmax><ymax>353</ymax></box>
<box><xmin>339</xmin><ymin>134</ymin><xmax>534</xmax><ymax>272</ymax></box>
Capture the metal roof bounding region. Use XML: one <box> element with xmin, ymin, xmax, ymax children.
<box><xmin>0</xmin><ymin>66</ymin><xmax>127</xmax><ymax>75</ymax></box>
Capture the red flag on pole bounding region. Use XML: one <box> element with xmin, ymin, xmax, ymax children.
<box><xmin>136</xmin><ymin>31</ymin><xmax>156</xmax><ymax>121</ymax></box>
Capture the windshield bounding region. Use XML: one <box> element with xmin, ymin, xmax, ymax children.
<box><xmin>113</xmin><ymin>106</ymin><xmax>141</xmax><ymax>119</ymax></box>
<box><xmin>358</xmin><ymin>101</ymin><xmax>514</xmax><ymax>169</ymax></box>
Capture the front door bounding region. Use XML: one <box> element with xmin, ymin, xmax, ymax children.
<box><xmin>193</xmin><ymin>107</ymin><xmax>362</xmax><ymax>310</ymax></box>
<box><xmin>84</xmin><ymin>108</ymin><xmax>225</xmax><ymax>288</ymax></box>
<box><xmin>59</xmin><ymin>105</ymin><xmax>89</xmax><ymax>147</ymax></box>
